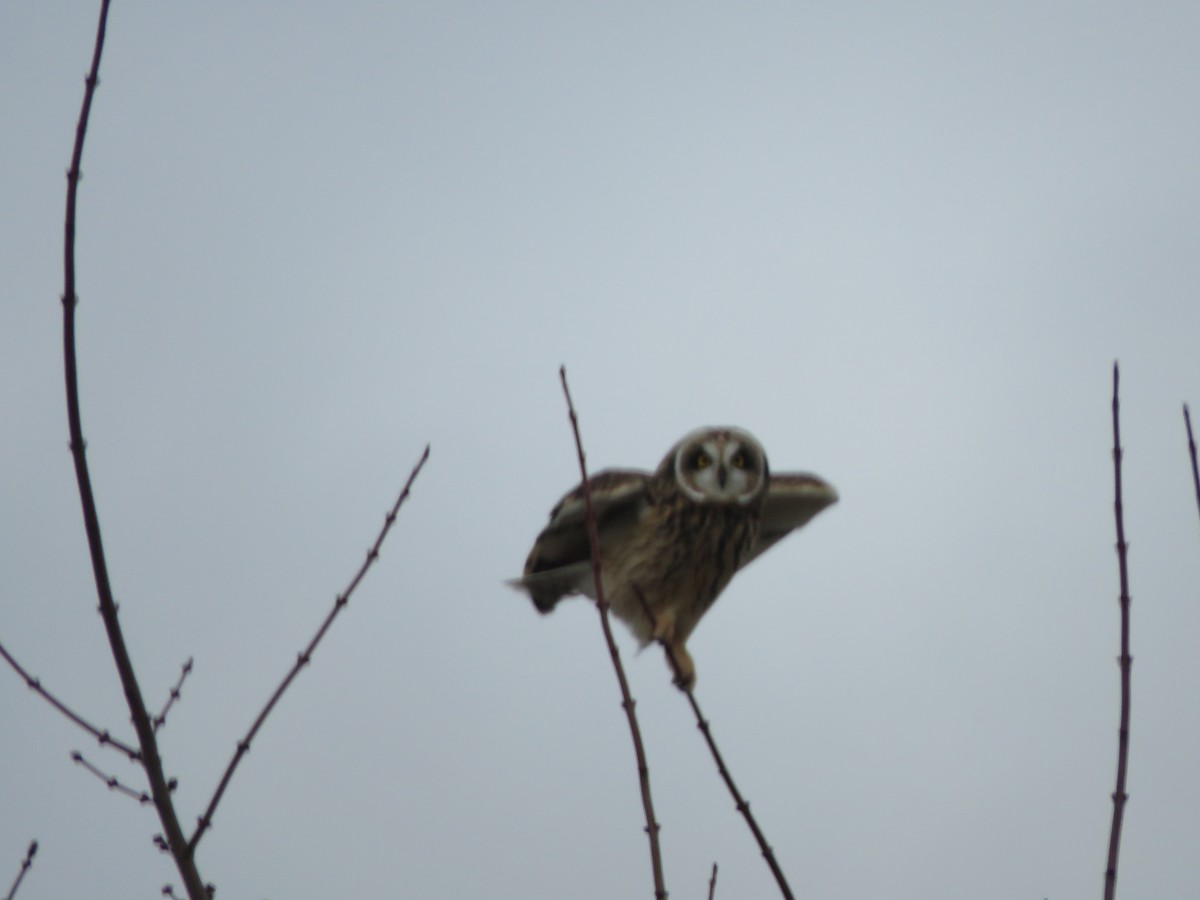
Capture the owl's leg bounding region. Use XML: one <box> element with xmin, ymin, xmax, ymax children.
<box><xmin>650</xmin><ymin>607</ymin><xmax>676</xmax><ymax>643</ymax></box>
<box><xmin>666</xmin><ymin>639</ymin><xmax>696</xmax><ymax>690</ymax></box>
<box><xmin>649</xmin><ymin>610</ymin><xmax>696</xmax><ymax>689</ymax></box>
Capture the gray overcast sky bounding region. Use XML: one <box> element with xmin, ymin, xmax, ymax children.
<box><xmin>4</xmin><ymin>2</ymin><xmax>1200</xmax><ymax>898</ymax></box>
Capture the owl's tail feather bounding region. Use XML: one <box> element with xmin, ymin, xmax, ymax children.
<box><xmin>506</xmin><ymin>562</ymin><xmax>594</xmax><ymax>614</ymax></box>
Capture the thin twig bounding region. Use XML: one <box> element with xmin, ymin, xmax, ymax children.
<box><xmin>153</xmin><ymin>657</ymin><xmax>194</xmax><ymax>732</ymax></box>
<box><xmin>3</xmin><ymin>841</ymin><xmax>37</xmax><ymax>900</ymax></box>
<box><xmin>632</xmin><ymin>587</ymin><xmax>795</xmax><ymax>900</ymax></box>
<box><xmin>706</xmin><ymin>862</ymin><xmax>718</xmax><ymax>900</ymax></box>
<box><xmin>71</xmin><ymin>751</ymin><xmax>152</xmax><ymax>805</ymax></box>
<box><xmin>1183</xmin><ymin>404</ymin><xmax>1200</xmax><ymax>527</ymax></box>
<box><xmin>61</xmin><ymin>3</ymin><xmax>206</xmax><ymax>897</ymax></box>
<box><xmin>0</xmin><ymin>638</ymin><xmax>140</xmax><ymax>760</ymax></box>
<box><xmin>189</xmin><ymin>444</ymin><xmax>430</xmax><ymax>852</ymax></box>
<box><xmin>1104</xmin><ymin>362</ymin><xmax>1133</xmax><ymax>900</ymax></box>
<box><xmin>558</xmin><ymin>366</ymin><xmax>668</xmax><ymax>900</ymax></box>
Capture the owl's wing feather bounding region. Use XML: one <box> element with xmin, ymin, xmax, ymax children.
<box><xmin>509</xmin><ymin>469</ymin><xmax>651</xmax><ymax>611</ymax></box>
<box><xmin>740</xmin><ymin>472</ymin><xmax>838</xmax><ymax>569</ymax></box>
<box><xmin>541</xmin><ymin>469</ymin><xmax>650</xmax><ymax>535</ymax></box>
<box><xmin>508</xmin><ymin>562</ymin><xmax>594</xmax><ymax>610</ymax></box>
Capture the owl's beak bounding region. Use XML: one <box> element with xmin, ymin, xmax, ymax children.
<box><xmin>716</xmin><ymin>465</ymin><xmax>727</xmax><ymax>488</ymax></box>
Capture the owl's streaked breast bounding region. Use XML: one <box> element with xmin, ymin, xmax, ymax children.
<box><xmin>602</xmin><ymin>483</ymin><xmax>761</xmax><ymax>646</ymax></box>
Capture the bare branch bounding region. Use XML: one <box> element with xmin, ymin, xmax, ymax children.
<box><xmin>632</xmin><ymin>587</ymin><xmax>795</xmax><ymax>900</ymax></box>
<box><xmin>189</xmin><ymin>444</ymin><xmax>431</xmax><ymax>852</ymax></box>
<box><xmin>558</xmin><ymin>366</ymin><xmax>668</xmax><ymax>900</ymax></box>
<box><xmin>0</xmin><ymin>638</ymin><xmax>140</xmax><ymax>760</ymax></box>
<box><xmin>3</xmin><ymin>841</ymin><xmax>37</xmax><ymax>900</ymax></box>
<box><xmin>706</xmin><ymin>862</ymin><xmax>718</xmax><ymax>900</ymax></box>
<box><xmin>60</xmin><ymin>3</ymin><xmax>206</xmax><ymax>895</ymax></box>
<box><xmin>1184</xmin><ymin>404</ymin><xmax>1200</xmax><ymax>526</ymax></box>
<box><xmin>1104</xmin><ymin>362</ymin><xmax>1133</xmax><ymax>900</ymax></box>
<box><xmin>71</xmin><ymin>751</ymin><xmax>153</xmax><ymax>805</ymax></box>
<box><xmin>153</xmin><ymin>658</ymin><xmax>194</xmax><ymax>732</ymax></box>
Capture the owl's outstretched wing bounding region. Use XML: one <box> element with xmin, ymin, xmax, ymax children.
<box><xmin>509</xmin><ymin>469</ymin><xmax>650</xmax><ymax>611</ymax></box>
<box><xmin>740</xmin><ymin>472</ymin><xmax>838</xmax><ymax>569</ymax></box>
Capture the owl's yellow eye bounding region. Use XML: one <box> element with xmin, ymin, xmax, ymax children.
<box><xmin>731</xmin><ymin>452</ymin><xmax>747</xmax><ymax>469</ymax></box>
<box><xmin>694</xmin><ymin>452</ymin><xmax>711</xmax><ymax>470</ymax></box>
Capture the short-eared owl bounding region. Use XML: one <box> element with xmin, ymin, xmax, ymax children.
<box><xmin>510</xmin><ymin>427</ymin><xmax>837</xmax><ymax>688</ymax></box>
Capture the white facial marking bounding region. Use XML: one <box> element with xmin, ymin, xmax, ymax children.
<box><xmin>674</xmin><ymin>428</ymin><xmax>765</xmax><ymax>505</ymax></box>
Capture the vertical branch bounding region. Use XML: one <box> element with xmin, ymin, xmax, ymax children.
<box><xmin>706</xmin><ymin>862</ymin><xmax>718</xmax><ymax>900</ymax></box>
<box><xmin>1183</xmin><ymin>404</ymin><xmax>1200</xmax><ymax>526</ymax></box>
<box><xmin>558</xmin><ymin>367</ymin><xmax>668</xmax><ymax>900</ymax></box>
<box><xmin>61</xmin><ymin>3</ymin><xmax>207</xmax><ymax>898</ymax></box>
<box><xmin>1103</xmin><ymin>363</ymin><xmax>1133</xmax><ymax>900</ymax></box>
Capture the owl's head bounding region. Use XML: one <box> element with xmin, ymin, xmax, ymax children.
<box><xmin>660</xmin><ymin>427</ymin><xmax>769</xmax><ymax>506</ymax></box>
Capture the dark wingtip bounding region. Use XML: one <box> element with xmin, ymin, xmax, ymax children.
<box><xmin>506</xmin><ymin>577</ymin><xmax>561</xmax><ymax>614</ymax></box>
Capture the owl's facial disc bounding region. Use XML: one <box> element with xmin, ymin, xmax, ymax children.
<box><xmin>674</xmin><ymin>427</ymin><xmax>767</xmax><ymax>505</ymax></box>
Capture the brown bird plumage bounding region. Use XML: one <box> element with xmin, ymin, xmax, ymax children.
<box><xmin>510</xmin><ymin>427</ymin><xmax>837</xmax><ymax>688</ymax></box>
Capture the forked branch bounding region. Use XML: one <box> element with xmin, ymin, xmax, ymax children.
<box><xmin>558</xmin><ymin>367</ymin><xmax>667</xmax><ymax>900</ymax></box>
<box><xmin>189</xmin><ymin>444</ymin><xmax>430</xmax><ymax>851</ymax></box>
<box><xmin>631</xmin><ymin>587</ymin><xmax>795</xmax><ymax>900</ymax></box>
<box><xmin>57</xmin><ymin>0</ymin><xmax>430</xmax><ymax>895</ymax></box>
<box><xmin>1103</xmin><ymin>363</ymin><xmax>1133</xmax><ymax>900</ymax></box>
